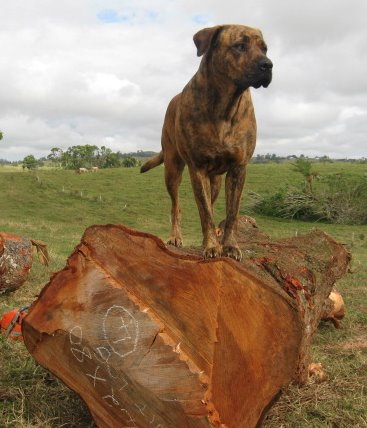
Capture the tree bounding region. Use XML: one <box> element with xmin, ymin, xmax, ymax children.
<box><xmin>22</xmin><ymin>155</ymin><xmax>38</xmax><ymax>170</ymax></box>
<box><xmin>292</xmin><ymin>158</ymin><xmax>318</xmax><ymax>193</ymax></box>
<box><xmin>97</xmin><ymin>146</ymin><xmax>120</xmax><ymax>168</ymax></box>
<box><xmin>104</xmin><ymin>152</ymin><xmax>121</xmax><ymax>168</ymax></box>
<box><xmin>319</xmin><ymin>155</ymin><xmax>333</xmax><ymax>164</ymax></box>
<box><xmin>47</xmin><ymin>147</ymin><xmax>63</xmax><ymax>167</ymax></box>
<box><xmin>122</xmin><ymin>156</ymin><xmax>138</xmax><ymax>168</ymax></box>
<box><xmin>60</xmin><ymin>150</ymin><xmax>73</xmax><ymax>169</ymax></box>
<box><xmin>61</xmin><ymin>145</ymin><xmax>98</xmax><ymax>169</ymax></box>
<box><xmin>0</xmin><ymin>131</ymin><xmax>3</xmax><ymax>140</ymax></box>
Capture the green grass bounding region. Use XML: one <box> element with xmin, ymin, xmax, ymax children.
<box><xmin>0</xmin><ymin>162</ymin><xmax>366</xmax><ymax>427</ymax></box>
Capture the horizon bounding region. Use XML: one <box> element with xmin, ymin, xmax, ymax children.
<box><xmin>1</xmin><ymin>149</ymin><xmax>366</xmax><ymax>164</ymax></box>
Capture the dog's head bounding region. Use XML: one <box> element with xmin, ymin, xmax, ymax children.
<box><xmin>194</xmin><ymin>25</ymin><xmax>273</xmax><ymax>90</ymax></box>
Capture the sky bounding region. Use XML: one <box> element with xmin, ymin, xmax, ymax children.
<box><xmin>1</xmin><ymin>0</ymin><xmax>366</xmax><ymax>161</ymax></box>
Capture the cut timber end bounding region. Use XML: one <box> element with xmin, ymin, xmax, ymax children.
<box><xmin>23</xmin><ymin>224</ymin><xmax>305</xmax><ymax>428</ymax></box>
<box><xmin>22</xmin><ymin>221</ymin><xmax>350</xmax><ymax>426</ymax></box>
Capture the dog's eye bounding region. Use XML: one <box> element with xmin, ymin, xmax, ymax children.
<box><xmin>235</xmin><ymin>43</ymin><xmax>247</xmax><ymax>52</ymax></box>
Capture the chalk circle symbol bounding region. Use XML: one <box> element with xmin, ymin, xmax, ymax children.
<box><xmin>103</xmin><ymin>305</ymin><xmax>139</xmax><ymax>358</ymax></box>
<box><xmin>69</xmin><ymin>325</ymin><xmax>83</xmax><ymax>345</ymax></box>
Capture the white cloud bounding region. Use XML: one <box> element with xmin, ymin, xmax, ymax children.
<box><xmin>1</xmin><ymin>0</ymin><xmax>367</xmax><ymax>160</ymax></box>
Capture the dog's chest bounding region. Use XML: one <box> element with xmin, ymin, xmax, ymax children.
<box><xmin>218</xmin><ymin>118</ymin><xmax>247</xmax><ymax>144</ymax></box>
<box><xmin>176</xmin><ymin>87</ymin><xmax>257</xmax><ymax>173</ymax></box>
<box><xmin>191</xmin><ymin>132</ymin><xmax>253</xmax><ymax>175</ymax></box>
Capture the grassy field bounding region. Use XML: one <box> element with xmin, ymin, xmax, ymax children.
<box><xmin>0</xmin><ymin>162</ymin><xmax>366</xmax><ymax>427</ymax></box>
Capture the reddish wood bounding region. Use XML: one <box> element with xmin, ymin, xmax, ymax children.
<box><xmin>321</xmin><ymin>288</ymin><xmax>346</xmax><ymax>328</ymax></box>
<box><xmin>22</xmin><ymin>221</ymin><xmax>349</xmax><ymax>427</ymax></box>
<box><xmin>0</xmin><ymin>232</ymin><xmax>33</xmax><ymax>294</ymax></box>
<box><xmin>207</xmin><ymin>216</ymin><xmax>350</xmax><ymax>383</ymax></box>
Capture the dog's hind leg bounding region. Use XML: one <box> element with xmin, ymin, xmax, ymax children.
<box><xmin>165</xmin><ymin>151</ymin><xmax>185</xmax><ymax>247</ymax></box>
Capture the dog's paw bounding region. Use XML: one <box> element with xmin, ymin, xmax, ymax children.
<box><xmin>222</xmin><ymin>245</ymin><xmax>242</xmax><ymax>261</ymax></box>
<box><xmin>203</xmin><ymin>245</ymin><xmax>222</xmax><ymax>259</ymax></box>
<box><xmin>167</xmin><ymin>236</ymin><xmax>183</xmax><ymax>247</ymax></box>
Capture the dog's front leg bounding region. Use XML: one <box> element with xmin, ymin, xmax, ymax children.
<box><xmin>222</xmin><ymin>165</ymin><xmax>246</xmax><ymax>261</ymax></box>
<box><xmin>189</xmin><ymin>168</ymin><xmax>222</xmax><ymax>258</ymax></box>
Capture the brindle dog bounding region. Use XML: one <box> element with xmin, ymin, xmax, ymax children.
<box><xmin>141</xmin><ymin>25</ymin><xmax>272</xmax><ymax>260</ymax></box>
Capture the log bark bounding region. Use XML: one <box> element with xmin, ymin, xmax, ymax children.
<box><xmin>22</xmin><ymin>221</ymin><xmax>349</xmax><ymax>427</ymax></box>
<box><xmin>0</xmin><ymin>232</ymin><xmax>33</xmax><ymax>294</ymax></box>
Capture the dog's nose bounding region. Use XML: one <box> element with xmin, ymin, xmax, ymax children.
<box><xmin>258</xmin><ymin>58</ymin><xmax>273</xmax><ymax>72</ymax></box>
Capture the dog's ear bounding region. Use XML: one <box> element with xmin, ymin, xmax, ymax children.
<box><xmin>193</xmin><ymin>26</ymin><xmax>223</xmax><ymax>57</ymax></box>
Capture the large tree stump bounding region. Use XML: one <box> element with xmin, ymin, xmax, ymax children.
<box><xmin>22</xmin><ymin>222</ymin><xmax>349</xmax><ymax>427</ymax></box>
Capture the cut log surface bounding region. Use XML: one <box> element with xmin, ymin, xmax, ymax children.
<box><xmin>0</xmin><ymin>232</ymin><xmax>33</xmax><ymax>294</ymax></box>
<box><xmin>22</xmin><ymin>220</ymin><xmax>349</xmax><ymax>427</ymax></box>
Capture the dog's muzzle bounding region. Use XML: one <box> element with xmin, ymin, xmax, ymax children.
<box><xmin>254</xmin><ymin>57</ymin><xmax>273</xmax><ymax>88</ymax></box>
<box><xmin>235</xmin><ymin>57</ymin><xmax>273</xmax><ymax>90</ymax></box>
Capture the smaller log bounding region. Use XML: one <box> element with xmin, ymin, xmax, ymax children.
<box><xmin>308</xmin><ymin>362</ymin><xmax>328</xmax><ymax>383</ymax></box>
<box><xmin>0</xmin><ymin>232</ymin><xmax>33</xmax><ymax>294</ymax></box>
<box><xmin>321</xmin><ymin>288</ymin><xmax>346</xmax><ymax>328</ymax></box>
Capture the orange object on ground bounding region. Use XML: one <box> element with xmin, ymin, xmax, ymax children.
<box><xmin>0</xmin><ymin>307</ymin><xmax>29</xmax><ymax>340</ymax></box>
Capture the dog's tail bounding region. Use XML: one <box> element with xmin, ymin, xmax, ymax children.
<box><xmin>140</xmin><ymin>151</ymin><xmax>164</xmax><ymax>173</ymax></box>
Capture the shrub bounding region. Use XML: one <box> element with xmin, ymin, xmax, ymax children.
<box><xmin>22</xmin><ymin>155</ymin><xmax>39</xmax><ymax>170</ymax></box>
<box><xmin>252</xmin><ymin>173</ymin><xmax>367</xmax><ymax>225</ymax></box>
<box><xmin>251</xmin><ymin>189</ymin><xmax>287</xmax><ymax>217</ymax></box>
<box><xmin>253</xmin><ymin>188</ymin><xmax>321</xmax><ymax>221</ymax></box>
<box><xmin>122</xmin><ymin>156</ymin><xmax>138</xmax><ymax>168</ymax></box>
<box><xmin>317</xmin><ymin>173</ymin><xmax>367</xmax><ymax>224</ymax></box>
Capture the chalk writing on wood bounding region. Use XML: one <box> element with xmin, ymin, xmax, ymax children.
<box><xmin>103</xmin><ymin>305</ymin><xmax>139</xmax><ymax>358</ymax></box>
<box><xmin>68</xmin><ymin>305</ymin><xmax>165</xmax><ymax>428</ymax></box>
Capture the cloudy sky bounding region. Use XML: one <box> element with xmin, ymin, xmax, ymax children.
<box><xmin>1</xmin><ymin>0</ymin><xmax>366</xmax><ymax>161</ymax></box>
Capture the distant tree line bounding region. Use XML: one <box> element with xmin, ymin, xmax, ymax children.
<box><xmin>15</xmin><ymin>146</ymin><xmax>159</xmax><ymax>170</ymax></box>
<box><xmin>249</xmin><ymin>153</ymin><xmax>366</xmax><ymax>164</ymax></box>
<box><xmin>46</xmin><ymin>145</ymin><xmax>145</xmax><ymax>170</ymax></box>
<box><xmin>0</xmin><ymin>144</ymin><xmax>366</xmax><ymax>169</ymax></box>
